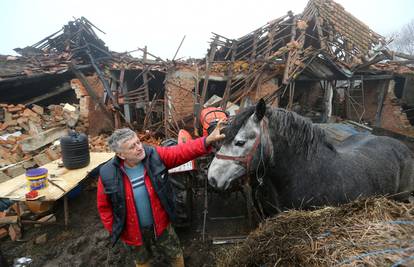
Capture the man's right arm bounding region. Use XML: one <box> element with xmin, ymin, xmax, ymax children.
<box><xmin>97</xmin><ymin>177</ymin><xmax>113</xmax><ymax>233</ymax></box>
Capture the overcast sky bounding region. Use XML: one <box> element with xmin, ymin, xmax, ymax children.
<box><xmin>1</xmin><ymin>0</ymin><xmax>413</xmax><ymax>60</ymax></box>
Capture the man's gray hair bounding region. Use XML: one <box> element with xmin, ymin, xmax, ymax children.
<box><xmin>108</xmin><ymin>128</ymin><xmax>137</xmax><ymax>152</ymax></box>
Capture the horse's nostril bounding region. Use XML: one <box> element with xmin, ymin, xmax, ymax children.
<box><xmin>223</xmin><ymin>180</ymin><xmax>229</xmax><ymax>189</ymax></box>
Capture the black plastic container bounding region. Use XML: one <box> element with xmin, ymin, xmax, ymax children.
<box><xmin>60</xmin><ymin>131</ymin><xmax>90</xmax><ymax>169</ymax></box>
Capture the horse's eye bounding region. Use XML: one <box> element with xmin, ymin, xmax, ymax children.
<box><xmin>235</xmin><ymin>140</ymin><xmax>246</xmax><ymax>147</ymax></box>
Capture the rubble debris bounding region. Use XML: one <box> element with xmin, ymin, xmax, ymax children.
<box><xmin>20</xmin><ymin>127</ymin><xmax>67</xmax><ymax>152</ymax></box>
<box><xmin>0</xmin><ymin>103</ymin><xmax>87</xmax><ymax>179</ymax></box>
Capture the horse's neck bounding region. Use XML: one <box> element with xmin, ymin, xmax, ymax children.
<box><xmin>269</xmin><ymin>136</ymin><xmax>334</xmax><ymax>176</ymax></box>
<box><xmin>268</xmin><ymin>110</ymin><xmax>331</xmax><ymax>157</ymax></box>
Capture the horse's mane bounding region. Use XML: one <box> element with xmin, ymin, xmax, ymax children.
<box><xmin>224</xmin><ymin>106</ymin><xmax>333</xmax><ymax>157</ymax></box>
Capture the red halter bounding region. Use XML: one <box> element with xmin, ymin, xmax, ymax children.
<box><xmin>215</xmin><ymin>118</ymin><xmax>270</xmax><ymax>183</ymax></box>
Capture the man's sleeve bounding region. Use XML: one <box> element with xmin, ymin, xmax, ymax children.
<box><xmin>156</xmin><ymin>137</ymin><xmax>212</xmax><ymax>169</ymax></box>
<box><xmin>96</xmin><ymin>177</ymin><xmax>113</xmax><ymax>233</ymax></box>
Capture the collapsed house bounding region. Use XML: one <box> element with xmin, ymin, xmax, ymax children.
<box><xmin>189</xmin><ymin>0</ymin><xmax>414</xmax><ymax>135</ymax></box>
<box><xmin>1</xmin><ymin>0</ymin><xmax>414</xmax><ymax>181</ymax></box>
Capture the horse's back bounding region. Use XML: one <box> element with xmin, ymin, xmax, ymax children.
<box><xmin>332</xmin><ymin>134</ymin><xmax>414</xmax><ymax>198</ymax></box>
<box><xmin>336</xmin><ymin>134</ymin><xmax>411</xmax><ymax>157</ymax></box>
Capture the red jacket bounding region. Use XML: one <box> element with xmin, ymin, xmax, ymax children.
<box><xmin>97</xmin><ymin>137</ymin><xmax>211</xmax><ymax>246</ymax></box>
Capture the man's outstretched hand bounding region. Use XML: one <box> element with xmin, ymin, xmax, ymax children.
<box><xmin>205</xmin><ymin>119</ymin><xmax>226</xmax><ymax>146</ymax></box>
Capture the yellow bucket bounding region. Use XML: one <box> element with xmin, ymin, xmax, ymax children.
<box><xmin>26</xmin><ymin>168</ymin><xmax>48</xmax><ymax>191</ymax></box>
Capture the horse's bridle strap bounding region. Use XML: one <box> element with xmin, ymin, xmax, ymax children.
<box><xmin>215</xmin><ymin>134</ymin><xmax>261</xmax><ymax>164</ymax></box>
<box><xmin>215</xmin><ymin>118</ymin><xmax>269</xmax><ymax>169</ymax></box>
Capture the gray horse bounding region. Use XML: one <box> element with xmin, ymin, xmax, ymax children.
<box><xmin>208</xmin><ymin>99</ymin><xmax>414</xmax><ymax>212</ymax></box>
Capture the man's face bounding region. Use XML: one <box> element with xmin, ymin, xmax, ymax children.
<box><xmin>118</xmin><ymin>135</ymin><xmax>145</xmax><ymax>164</ymax></box>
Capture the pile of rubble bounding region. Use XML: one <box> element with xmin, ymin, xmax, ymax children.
<box><xmin>0</xmin><ymin>103</ymin><xmax>87</xmax><ymax>181</ymax></box>
<box><xmin>0</xmin><ymin>200</ymin><xmax>56</xmax><ymax>242</ymax></box>
<box><xmin>0</xmin><ymin>100</ymin><xmax>166</xmax><ymax>181</ymax></box>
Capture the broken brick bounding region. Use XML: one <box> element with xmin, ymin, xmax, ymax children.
<box><xmin>6</xmin><ymin>120</ymin><xmax>17</xmax><ymax>127</ymax></box>
<box><xmin>8</xmin><ymin>223</ymin><xmax>22</xmax><ymax>241</ymax></box>
<box><xmin>31</xmin><ymin>104</ymin><xmax>44</xmax><ymax>115</ymax></box>
<box><xmin>21</xmin><ymin>108</ymin><xmax>38</xmax><ymax>118</ymax></box>
<box><xmin>0</xmin><ymin>122</ymin><xmax>8</xmax><ymax>131</ymax></box>
<box><xmin>16</xmin><ymin>117</ymin><xmax>28</xmax><ymax>125</ymax></box>
<box><xmin>22</xmin><ymin>160</ymin><xmax>36</xmax><ymax>169</ymax></box>
<box><xmin>33</xmin><ymin>153</ymin><xmax>51</xmax><ymax>166</ymax></box>
<box><xmin>7</xmin><ymin>106</ymin><xmax>23</xmax><ymax>113</ymax></box>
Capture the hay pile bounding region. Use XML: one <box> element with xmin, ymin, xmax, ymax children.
<box><xmin>217</xmin><ymin>197</ymin><xmax>414</xmax><ymax>266</ymax></box>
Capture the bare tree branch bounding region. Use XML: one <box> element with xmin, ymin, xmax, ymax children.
<box><xmin>389</xmin><ymin>18</ymin><xmax>414</xmax><ymax>56</ymax></box>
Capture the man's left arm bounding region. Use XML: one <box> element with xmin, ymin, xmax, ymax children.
<box><xmin>156</xmin><ymin>120</ymin><xmax>226</xmax><ymax>169</ymax></box>
<box><xmin>156</xmin><ymin>137</ymin><xmax>211</xmax><ymax>169</ymax></box>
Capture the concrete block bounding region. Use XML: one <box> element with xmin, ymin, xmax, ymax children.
<box><xmin>5</xmin><ymin>165</ymin><xmax>25</xmax><ymax>178</ymax></box>
<box><xmin>22</xmin><ymin>160</ymin><xmax>36</xmax><ymax>169</ymax></box>
<box><xmin>19</xmin><ymin>127</ymin><xmax>67</xmax><ymax>152</ymax></box>
<box><xmin>33</xmin><ymin>153</ymin><xmax>51</xmax><ymax>166</ymax></box>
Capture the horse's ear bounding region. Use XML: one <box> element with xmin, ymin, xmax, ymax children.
<box><xmin>254</xmin><ymin>98</ymin><xmax>266</xmax><ymax>122</ymax></box>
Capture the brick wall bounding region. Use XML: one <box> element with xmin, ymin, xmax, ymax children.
<box><xmin>381</xmin><ymin>84</ymin><xmax>414</xmax><ymax>137</ymax></box>
<box><xmin>71</xmin><ymin>75</ymin><xmax>113</xmax><ymax>136</ymax></box>
<box><xmin>165</xmin><ymin>69</ymin><xmax>196</xmax><ymax>122</ymax></box>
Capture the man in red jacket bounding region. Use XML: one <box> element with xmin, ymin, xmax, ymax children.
<box><xmin>97</xmin><ymin>125</ymin><xmax>225</xmax><ymax>267</ymax></box>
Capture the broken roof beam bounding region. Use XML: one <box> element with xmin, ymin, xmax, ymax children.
<box><xmin>282</xmin><ymin>16</ymin><xmax>298</xmax><ymax>84</ymax></box>
<box><xmin>29</xmin><ymin>17</ymin><xmax>109</xmax><ymax>58</ymax></box>
<box><xmin>221</xmin><ymin>42</ymin><xmax>237</xmax><ymax>109</ymax></box>
<box><xmin>70</xmin><ymin>63</ymin><xmax>114</xmax><ymax>129</ymax></box>
<box><xmin>306</xmin><ymin>0</ymin><xmax>385</xmax><ymax>56</ymax></box>
<box><xmin>24</xmin><ymin>83</ymin><xmax>72</xmax><ymax>106</ymax></box>
<box><xmin>142</xmin><ymin>46</ymin><xmax>150</xmax><ymax>104</ymax></box>
<box><xmin>200</xmin><ymin>35</ymin><xmax>219</xmax><ymax>105</ymax></box>
<box><xmin>394</xmin><ymin>52</ymin><xmax>414</xmax><ymax>61</ymax></box>
<box><xmin>136</xmin><ymin>47</ymin><xmax>167</xmax><ymax>63</ymax></box>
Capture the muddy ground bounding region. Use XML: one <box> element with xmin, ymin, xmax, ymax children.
<box><xmin>1</xmin><ymin>176</ymin><xmax>252</xmax><ymax>267</ymax></box>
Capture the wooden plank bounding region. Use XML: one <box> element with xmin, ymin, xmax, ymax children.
<box><xmin>200</xmin><ymin>36</ymin><xmax>219</xmax><ymax>105</ymax></box>
<box><xmin>0</xmin><ymin>152</ymin><xmax>114</xmax><ymax>201</ymax></box>
<box><xmin>0</xmin><ymin>216</ymin><xmax>18</xmax><ymax>224</ymax></box>
<box><xmin>282</xmin><ymin>16</ymin><xmax>297</xmax><ymax>84</ymax></box>
<box><xmin>24</xmin><ymin>83</ymin><xmax>72</xmax><ymax>106</ymax></box>
<box><xmin>221</xmin><ymin>42</ymin><xmax>237</xmax><ymax>109</ymax></box>
<box><xmin>143</xmin><ymin>46</ymin><xmax>150</xmax><ymax>104</ymax></box>
<box><xmin>375</xmin><ymin>80</ymin><xmax>391</xmax><ymax>127</ymax></box>
<box><xmin>111</xmin><ymin>76</ymin><xmax>121</xmax><ymax>128</ymax></box>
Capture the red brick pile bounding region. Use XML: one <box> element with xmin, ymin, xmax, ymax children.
<box><xmin>0</xmin><ymin>103</ymin><xmax>87</xmax><ymax>181</ymax></box>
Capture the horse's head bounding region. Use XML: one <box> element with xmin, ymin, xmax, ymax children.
<box><xmin>208</xmin><ymin>99</ymin><xmax>272</xmax><ymax>190</ymax></box>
